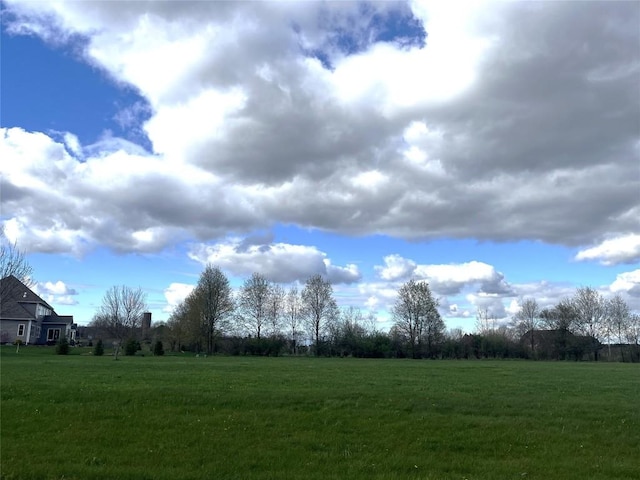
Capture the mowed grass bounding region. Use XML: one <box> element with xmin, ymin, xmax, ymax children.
<box><xmin>1</xmin><ymin>348</ymin><xmax>638</xmax><ymax>480</ymax></box>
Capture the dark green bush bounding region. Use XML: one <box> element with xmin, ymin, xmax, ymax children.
<box><xmin>153</xmin><ymin>340</ymin><xmax>165</xmax><ymax>356</ymax></box>
<box><xmin>124</xmin><ymin>338</ymin><xmax>141</xmax><ymax>356</ymax></box>
<box><xmin>93</xmin><ymin>339</ymin><xmax>104</xmax><ymax>356</ymax></box>
<box><xmin>55</xmin><ymin>337</ymin><xmax>69</xmax><ymax>355</ymax></box>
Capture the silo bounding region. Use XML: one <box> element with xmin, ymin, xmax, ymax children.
<box><xmin>142</xmin><ymin>312</ymin><xmax>152</xmax><ymax>340</ymax></box>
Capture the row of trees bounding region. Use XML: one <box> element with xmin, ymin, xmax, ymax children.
<box><xmin>88</xmin><ymin>264</ymin><xmax>447</xmax><ymax>358</ymax></box>
<box><xmin>162</xmin><ymin>266</ymin><xmax>449</xmax><ymax>358</ymax></box>
<box><xmin>88</xmin><ymin>263</ymin><xmax>639</xmax><ymax>361</ymax></box>
<box><xmin>164</xmin><ymin>265</ymin><xmax>342</xmax><ymax>356</ymax></box>
<box><xmin>504</xmin><ymin>287</ymin><xmax>640</xmax><ymax>361</ymax></box>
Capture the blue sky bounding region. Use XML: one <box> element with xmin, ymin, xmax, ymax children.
<box><xmin>1</xmin><ymin>1</ymin><xmax>639</xmax><ymax>331</ymax></box>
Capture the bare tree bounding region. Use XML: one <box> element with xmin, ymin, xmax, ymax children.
<box><xmin>301</xmin><ymin>274</ymin><xmax>337</xmax><ymax>356</ymax></box>
<box><xmin>540</xmin><ymin>299</ymin><xmax>577</xmax><ymax>332</ymax></box>
<box><xmin>364</xmin><ymin>312</ymin><xmax>380</xmax><ymax>334</ymax></box>
<box><xmin>190</xmin><ymin>264</ymin><xmax>234</xmax><ymax>354</ymax></box>
<box><xmin>392</xmin><ymin>280</ymin><xmax>442</xmax><ymax>358</ymax></box>
<box><xmin>513</xmin><ymin>298</ymin><xmax>541</xmax><ymax>355</ymax></box>
<box><xmin>572</xmin><ymin>286</ymin><xmax>607</xmax><ymax>361</ymax></box>
<box><xmin>335</xmin><ymin>306</ymin><xmax>368</xmax><ymax>356</ymax></box>
<box><xmin>238</xmin><ymin>272</ymin><xmax>271</xmax><ymax>340</ymax></box>
<box><xmin>266</xmin><ymin>284</ymin><xmax>285</xmax><ymax>338</ymax></box>
<box><xmin>625</xmin><ymin>314</ymin><xmax>640</xmax><ymax>362</ymax></box>
<box><xmin>475</xmin><ymin>307</ymin><xmax>496</xmax><ymax>335</ymax></box>
<box><xmin>0</xmin><ymin>228</ymin><xmax>34</xmax><ymax>300</ymax></box>
<box><xmin>606</xmin><ymin>294</ymin><xmax>630</xmax><ymax>361</ymax></box>
<box><xmin>284</xmin><ymin>286</ymin><xmax>303</xmax><ymax>354</ymax></box>
<box><xmin>540</xmin><ymin>299</ymin><xmax>578</xmax><ymax>360</ymax></box>
<box><xmin>92</xmin><ymin>285</ymin><xmax>147</xmax><ymax>342</ymax></box>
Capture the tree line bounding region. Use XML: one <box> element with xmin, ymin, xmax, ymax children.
<box><xmin>89</xmin><ymin>264</ymin><xmax>640</xmax><ymax>362</ymax></box>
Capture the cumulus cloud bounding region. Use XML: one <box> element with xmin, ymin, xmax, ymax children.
<box><xmin>510</xmin><ymin>281</ymin><xmax>576</xmax><ymax>310</ymax></box>
<box><xmin>0</xmin><ymin>1</ymin><xmax>637</xmax><ymax>256</ymax></box>
<box><xmin>163</xmin><ymin>282</ymin><xmax>196</xmax><ymax>314</ymax></box>
<box><xmin>610</xmin><ymin>269</ymin><xmax>640</xmax><ymax>298</ymax></box>
<box><xmin>366</xmin><ymin>257</ymin><xmax>516</xmax><ymax>325</ymax></box>
<box><xmin>415</xmin><ymin>261</ymin><xmax>513</xmax><ymax>296</ymax></box>
<box><xmin>575</xmin><ymin>234</ymin><xmax>640</xmax><ymax>266</ymax></box>
<box><xmin>1</xmin><ymin>127</ymin><xmax>261</xmax><ymax>254</ymax></box>
<box><xmin>37</xmin><ymin>280</ymin><xmax>78</xmax><ymax>296</ymax></box>
<box><xmin>374</xmin><ymin>256</ymin><xmax>513</xmax><ymax>297</ymax></box>
<box><xmin>187</xmin><ymin>237</ymin><xmax>361</xmax><ymax>284</ymax></box>
<box><xmin>33</xmin><ymin>280</ymin><xmax>79</xmax><ymax>307</ymax></box>
<box><xmin>375</xmin><ymin>254</ymin><xmax>417</xmax><ymax>281</ymax></box>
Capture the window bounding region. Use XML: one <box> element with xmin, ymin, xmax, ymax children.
<box><xmin>17</xmin><ymin>324</ymin><xmax>25</xmax><ymax>336</ymax></box>
<box><xmin>47</xmin><ymin>329</ymin><xmax>61</xmax><ymax>341</ymax></box>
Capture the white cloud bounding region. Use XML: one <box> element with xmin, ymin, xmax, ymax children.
<box><xmin>464</xmin><ymin>293</ymin><xmax>508</xmax><ymax>321</ymax></box>
<box><xmin>323</xmin><ymin>259</ymin><xmax>361</xmax><ymax>284</ymax></box>
<box><xmin>575</xmin><ymin>234</ymin><xmax>640</xmax><ymax>266</ymax></box>
<box><xmin>63</xmin><ymin>132</ymin><xmax>82</xmax><ymax>158</ymax></box>
<box><xmin>414</xmin><ymin>260</ymin><xmax>512</xmax><ymax>296</ymax></box>
<box><xmin>163</xmin><ymin>283</ymin><xmax>195</xmax><ymax>314</ymax></box>
<box><xmin>610</xmin><ymin>269</ymin><xmax>640</xmax><ymax>298</ymax></box>
<box><xmin>1</xmin><ymin>127</ymin><xmax>260</xmax><ymax>254</ymax></box>
<box><xmin>33</xmin><ymin>280</ymin><xmax>79</xmax><ymax>307</ymax></box>
<box><xmin>375</xmin><ymin>254</ymin><xmax>417</xmax><ymax>281</ymax></box>
<box><xmin>37</xmin><ymin>280</ymin><xmax>77</xmax><ymax>296</ymax></box>
<box><xmin>51</xmin><ymin>295</ymin><xmax>78</xmax><ymax>306</ymax></box>
<box><xmin>1</xmin><ymin>1</ymin><xmax>638</xmax><ymax>256</ymax></box>
<box><xmin>188</xmin><ymin>237</ymin><xmax>360</xmax><ymax>284</ymax></box>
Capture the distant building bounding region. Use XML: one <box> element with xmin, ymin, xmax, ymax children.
<box><xmin>76</xmin><ymin>312</ymin><xmax>152</xmax><ymax>345</ymax></box>
<box><xmin>520</xmin><ymin>329</ymin><xmax>599</xmax><ymax>360</ymax></box>
<box><xmin>0</xmin><ymin>275</ymin><xmax>76</xmax><ymax>345</ymax></box>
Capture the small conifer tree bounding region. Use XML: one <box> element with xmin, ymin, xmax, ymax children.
<box><xmin>153</xmin><ymin>340</ymin><xmax>165</xmax><ymax>356</ymax></box>
<box><xmin>124</xmin><ymin>338</ymin><xmax>140</xmax><ymax>356</ymax></box>
<box><xmin>94</xmin><ymin>339</ymin><xmax>104</xmax><ymax>356</ymax></box>
<box><xmin>56</xmin><ymin>337</ymin><xmax>69</xmax><ymax>355</ymax></box>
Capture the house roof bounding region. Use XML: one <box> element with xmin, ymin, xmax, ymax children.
<box><xmin>42</xmin><ymin>314</ymin><xmax>74</xmax><ymax>326</ymax></box>
<box><xmin>0</xmin><ymin>275</ymin><xmax>55</xmax><ymax>320</ymax></box>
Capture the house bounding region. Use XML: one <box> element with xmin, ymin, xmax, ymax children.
<box><xmin>0</xmin><ymin>275</ymin><xmax>76</xmax><ymax>345</ymax></box>
<box><xmin>520</xmin><ymin>329</ymin><xmax>599</xmax><ymax>360</ymax></box>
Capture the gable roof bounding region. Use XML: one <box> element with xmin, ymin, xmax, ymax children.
<box><xmin>0</xmin><ymin>275</ymin><xmax>54</xmax><ymax>319</ymax></box>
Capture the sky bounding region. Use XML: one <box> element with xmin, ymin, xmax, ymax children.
<box><xmin>1</xmin><ymin>0</ymin><xmax>639</xmax><ymax>332</ymax></box>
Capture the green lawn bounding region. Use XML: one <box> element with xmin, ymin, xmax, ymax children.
<box><xmin>1</xmin><ymin>347</ymin><xmax>638</xmax><ymax>480</ymax></box>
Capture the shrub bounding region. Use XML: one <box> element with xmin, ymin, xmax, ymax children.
<box><xmin>124</xmin><ymin>338</ymin><xmax>141</xmax><ymax>356</ymax></box>
<box><xmin>153</xmin><ymin>340</ymin><xmax>165</xmax><ymax>356</ymax></box>
<box><xmin>93</xmin><ymin>339</ymin><xmax>104</xmax><ymax>356</ymax></box>
<box><xmin>56</xmin><ymin>337</ymin><xmax>69</xmax><ymax>355</ymax></box>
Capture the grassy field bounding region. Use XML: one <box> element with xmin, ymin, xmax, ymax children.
<box><xmin>1</xmin><ymin>347</ymin><xmax>638</xmax><ymax>480</ymax></box>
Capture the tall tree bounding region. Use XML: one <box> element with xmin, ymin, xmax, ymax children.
<box><xmin>513</xmin><ymin>298</ymin><xmax>541</xmax><ymax>355</ymax></box>
<box><xmin>392</xmin><ymin>280</ymin><xmax>442</xmax><ymax>358</ymax></box>
<box><xmin>540</xmin><ymin>299</ymin><xmax>578</xmax><ymax>360</ymax></box>
<box><xmin>266</xmin><ymin>284</ymin><xmax>285</xmax><ymax>338</ymax></box>
<box><xmin>0</xmin><ymin>228</ymin><xmax>33</xmax><ymax>300</ymax></box>
<box><xmin>606</xmin><ymin>294</ymin><xmax>630</xmax><ymax>361</ymax></box>
<box><xmin>238</xmin><ymin>272</ymin><xmax>271</xmax><ymax>340</ymax></box>
<box><xmin>571</xmin><ymin>286</ymin><xmax>607</xmax><ymax>361</ymax></box>
<box><xmin>92</xmin><ymin>285</ymin><xmax>147</xmax><ymax>342</ymax></box>
<box><xmin>475</xmin><ymin>307</ymin><xmax>496</xmax><ymax>335</ymax></box>
<box><xmin>301</xmin><ymin>274</ymin><xmax>337</xmax><ymax>356</ymax></box>
<box><xmin>284</xmin><ymin>286</ymin><xmax>303</xmax><ymax>354</ymax></box>
<box><xmin>167</xmin><ymin>293</ymin><xmax>202</xmax><ymax>352</ymax></box>
<box><xmin>625</xmin><ymin>314</ymin><xmax>640</xmax><ymax>362</ymax></box>
<box><xmin>191</xmin><ymin>264</ymin><xmax>235</xmax><ymax>354</ymax></box>
<box><xmin>337</xmin><ymin>306</ymin><xmax>367</xmax><ymax>357</ymax></box>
